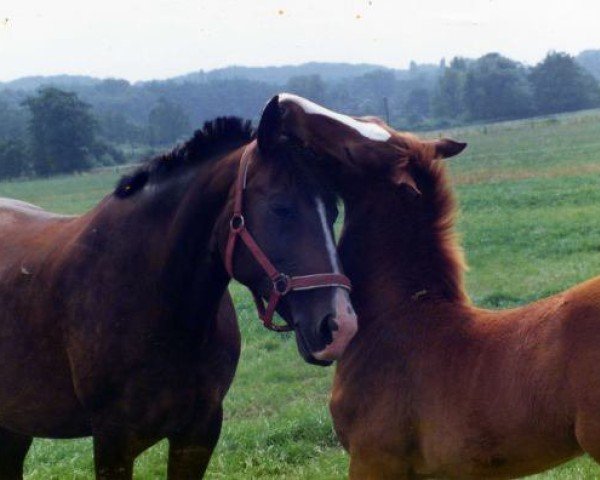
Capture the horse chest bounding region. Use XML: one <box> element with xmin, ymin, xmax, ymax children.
<box><xmin>70</xmin><ymin>336</ymin><xmax>233</xmax><ymax>432</ymax></box>
<box><xmin>331</xmin><ymin>360</ymin><xmax>414</xmax><ymax>453</ymax></box>
<box><xmin>121</xmin><ymin>376</ymin><xmax>218</xmax><ymax>434</ymax></box>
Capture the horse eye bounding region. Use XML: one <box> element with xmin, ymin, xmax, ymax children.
<box><xmin>271</xmin><ymin>204</ymin><xmax>296</xmax><ymax>219</ymax></box>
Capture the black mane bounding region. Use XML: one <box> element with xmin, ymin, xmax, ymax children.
<box><xmin>115</xmin><ymin>117</ymin><xmax>254</xmax><ymax>198</ymax></box>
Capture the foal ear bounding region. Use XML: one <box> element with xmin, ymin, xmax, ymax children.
<box><xmin>433</xmin><ymin>139</ymin><xmax>467</xmax><ymax>159</ymax></box>
<box><xmin>391</xmin><ymin>158</ymin><xmax>421</xmax><ymax>195</ymax></box>
<box><xmin>257</xmin><ymin>95</ymin><xmax>284</xmax><ymax>153</ymax></box>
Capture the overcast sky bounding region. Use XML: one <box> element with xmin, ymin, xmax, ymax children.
<box><xmin>1</xmin><ymin>0</ymin><xmax>599</xmax><ymax>82</ymax></box>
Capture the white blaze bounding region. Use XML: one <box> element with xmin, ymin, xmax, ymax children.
<box><xmin>312</xmin><ymin>195</ymin><xmax>358</xmax><ymax>362</ymax></box>
<box><xmin>279</xmin><ymin>92</ymin><xmax>391</xmax><ymax>142</ymax></box>
<box><xmin>315</xmin><ymin>196</ymin><xmax>340</xmax><ymax>273</ymax></box>
<box><xmin>315</xmin><ymin>195</ymin><xmax>354</xmax><ymax>327</ymax></box>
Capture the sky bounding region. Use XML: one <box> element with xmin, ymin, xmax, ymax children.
<box><xmin>1</xmin><ymin>0</ymin><xmax>599</xmax><ymax>82</ymax></box>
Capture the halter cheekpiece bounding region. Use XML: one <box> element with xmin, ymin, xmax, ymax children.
<box><xmin>224</xmin><ymin>141</ymin><xmax>352</xmax><ymax>332</ymax></box>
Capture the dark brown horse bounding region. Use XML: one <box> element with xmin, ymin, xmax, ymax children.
<box><xmin>0</xmin><ymin>99</ymin><xmax>356</xmax><ymax>479</ymax></box>
<box><xmin>269</xmin><ymin>93</ymin><xmax>600</xmax><ymax>479</ymax></box>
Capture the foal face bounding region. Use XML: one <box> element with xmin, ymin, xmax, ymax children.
<box><xmin>229</xmin><ymin>143</ymin><xmax>357</xmax><ymax>366</ymax></box>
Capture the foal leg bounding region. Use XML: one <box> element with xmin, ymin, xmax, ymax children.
<box><xmin>167</xmin><ymin>407</ymin><xmax>223</xmax><ymax>480</ymax></box>
<box><xmin>0</xmin><ymin>427</ymin><xmax>32</xmax><ymax>480</ymax></box>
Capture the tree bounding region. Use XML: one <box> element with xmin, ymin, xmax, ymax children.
<box><xmin>23</xmin><ymin>88</ymin><xmax>98</xmax><ymax>175</ymax></box>
<box><xmin>0</xmin><ymin>101</ymin><xmax>28</xmax><ymax>142</ymax></box>
<box><xmin>404</xmin><ymin>88</ymin><xmax>430</xmax><ymax>125</ymax></box>
<box><xmin>432</xmin><ymin>57</ymin><xmax>468</xmax><ymax>120</ymax></box>
<box><xmin>98</xmin><ymin>110</ymin><xmax>145</xmax><ymax>144</ymax></box>
<box><xmin>0</xmin><ymin>140</ymin><xmax>29</xmax><ymax>179</ymax></box>
<box><xmin>147</xmin><ymin>98</ymin><xmax>191</xmax><ymax>146</ymax></box>
<box><xmin>463</xmin><ymin>53</ymin><xmax>533</xmax><ymax>121</ymax></box>
<box><xmin>285</xmin><ymin>74</ymin><xmax>327</xmax><ymax>103</ymax></box>
<box><xmin>577</xmin><ymin>50</ymin><xmax>600</xmax><ymax>80</ymax></box>
<box><xmin>530</xmin><ymin>52</ymin><xmax>600</xmax><ymax>115</ymax></box>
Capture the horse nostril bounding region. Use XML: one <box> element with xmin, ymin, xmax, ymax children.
<box><xmin>328</xmin><ymin>315</ymin><xmax>339</xmax><ymax>332</ymax></box>
<box><xmin>318</xmin><ymin>314</ymin><xmax>338</xmax><ymax>346</ymax></box>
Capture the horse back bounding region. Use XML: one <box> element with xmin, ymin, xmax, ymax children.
<box><xmin>0</xmin><ymin>199</ymin><xmax>89</xmax><ymax>436</ymax></box>
<box><xmin>0</xmin><ymin>197</ymin><xmax>74</xmax><ymax>251</ymax></box>
<box><xmin>0</xmin><ymin>197</ymin><xmax>71</xmax><ymax>220</ymax></box>
<box><xmin>559</xmin><ymin>276</ymin><xmax>600</xmax><ymax>399</ymax></box>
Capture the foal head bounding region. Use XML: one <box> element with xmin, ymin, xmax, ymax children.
<box><xmin>268</xmin><ymin>93</ymin><xmax>469</xmax><ymax>304</ymax></box>
<box><xmin>217</xmin><ymin>98</ymin><xmax>357</xmax><ymax>365</ymax></box>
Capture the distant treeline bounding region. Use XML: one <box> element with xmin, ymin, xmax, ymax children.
<box><xmin>0</xmin><ymin>50</ymin><xmax>599</xmax><ymax>180</ymax></box>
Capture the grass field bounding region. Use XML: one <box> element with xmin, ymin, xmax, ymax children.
<box><xmin>3</xmin><ymin>109</ymin><xmax>600</xmax><ymax>478</ymax></box>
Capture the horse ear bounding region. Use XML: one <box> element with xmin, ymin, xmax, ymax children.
<box><xmin>257</xmin><ymin>95</ymin><xmax>284</xmax><ymax>153</ymax></box>
<box><xmin>391</xmin><ymin>158</ymin><xmax>421</xmax><ymax>195</ymax></box>
<box><xmin>433</xmin><ymin>139</ymin><xmax>467</xmax><ymax>159</ymax></box>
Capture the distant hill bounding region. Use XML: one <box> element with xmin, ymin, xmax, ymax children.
<box><xmin>1</xmin><ymin>51</ymin><xmax>597</xmax><ymax>151</ymax></box>
<box><xmin>577</xmin><ymin>50</ymin><xmax>600</xmax><ymax>80</ymax></box>
<box><xmin>168</xmin><ymin>62</ymin><xmax>389</xmax><ymax>85</ymax></box>
<box><xmin>0</xmin><ymin>75</ymin><xmax>102</xmax><ymax>92</ymax></box>
<box><xmin>0</xmin><ymin>61</ymin><xmax>438</xmax><ymax>93</ymax></box>
<box><xmin>0</xmin><ymin>63</ymin><xmax>394</xmax><ymax>92</ymax></box>
<box><xmin>3</xmin><ymin>51</ymin><xmax>598</xmax><ymax>93</ymax></box>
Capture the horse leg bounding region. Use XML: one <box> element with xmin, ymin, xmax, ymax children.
<box><xmin>349</xmin><ymin>450</ymin><xmax>410</xmax><ymax>480</ymax></box>
<box><xmin>0</xmin><ymin>427</ymin><xmax>32</xmax><ymax>480</ymax></box>
<box><xmin>92</xmin><ymin>426</ymin><xmax>156</xmax><ymax>480</ymax></box>
<box><xmin>575</xmin><ymin>411</ymin><xmax>600</xmax><ymax>464</ymax></box>
<box><xmin>167</xmin><ymin>407</ymin><xmax>223</xmax><ymax>480</ymax></box>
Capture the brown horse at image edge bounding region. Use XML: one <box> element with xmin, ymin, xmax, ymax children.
<box><xmin>263</xmin><ymin>93</ymin><xmax>600</xmax><ymax>479</ymax></box>
<box><xmin>0</xmin><ymin>99</ymin><xmax>356</xmax><ymax>479</ymax></box>
<box><xmin>332</xmin><ymin>122</ymin><xmax>600</xmax><ymax>479</ymax></box>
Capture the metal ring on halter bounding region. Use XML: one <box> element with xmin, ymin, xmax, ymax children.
<box><xmin>229</xmin><ymin>214</ymin><xmax>245</xmax><ymax>233</ymax></box>
<box><xmin>272</xmin><ymin>274</ymin><xmax>291</xmax><ymax>295</ymax></box>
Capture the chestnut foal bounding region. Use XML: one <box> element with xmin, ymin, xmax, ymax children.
<box><xmin>268</xmin><ymin>93</ymin><xmax>600</xmax><ymax>479</ymax></box>
<box><xmin>332</xmin><ymin>130</ymin><xmax>600</xmax><ymax>479</ymax></box>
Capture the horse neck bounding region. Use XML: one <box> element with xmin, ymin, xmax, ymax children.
<box><xmin>83</xmin><ymin>147</ymin><xmax>242</xmax><ymax>327</ymax></box>
<box><xmin>339</xmin><ymin>181</ymin><xmax>468</xmax><ymax>325</ymax></box>
<box><xmin>162</xmin><ymin>149</ymin><xmax>242</xmax><ymax>323</ymax></box>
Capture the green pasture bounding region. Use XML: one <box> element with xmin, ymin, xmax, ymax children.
<box><xmin>3</xmin><ymin>109</ymin><xmax>600</xmax><ymax>478</ymax></box>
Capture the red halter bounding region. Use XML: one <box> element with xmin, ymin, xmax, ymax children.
<box><xmin>224</xmin><ymin>141</ymin><xmax>352</xmax><ymax>332</ymax></box>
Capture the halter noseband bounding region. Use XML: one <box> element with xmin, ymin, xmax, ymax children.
<box><xmin>224</xmin><ymin>141</ymin><xmax>352</xmax><ymax>332</ymax></box>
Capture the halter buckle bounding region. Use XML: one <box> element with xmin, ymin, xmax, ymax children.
<box><xmin>272</xmin><ymin>274</ymin><xmax>291</xmax><ymax>295</ymax></box>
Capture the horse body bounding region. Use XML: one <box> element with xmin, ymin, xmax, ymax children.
<box><xmin>0</xmin><ymin>150</ymin><xmax>242</xmax><ymax>478</ymax></box>
<box><xmin>326</xmin><ymin>130</ymin><xmax>600</xmax><ymax>479</ymax></box>
<box><xmin>0</xmin><ymin>110</ymin><xmax>357</xmax><ymax>478</ymax></box>
<box><xmin>333</xmin><ymin>293</ymin><xmax>600</xmax><ymax>478</ymax></box>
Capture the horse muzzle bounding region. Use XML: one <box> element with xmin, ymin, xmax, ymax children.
<box><xmin>312</xmin><ymin>289</ymin><xmax>358</xmax><ymax>362</ymax></box>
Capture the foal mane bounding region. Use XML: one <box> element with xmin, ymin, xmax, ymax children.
<box><xmin>115</xmin><ymin>117</ymin><xmax>254</xmax><ymax>198</ymax></box>
<box><xmin>397</xmin><ymin>134</ymin><xmax>468</xmax><ymax>304</ymax></box>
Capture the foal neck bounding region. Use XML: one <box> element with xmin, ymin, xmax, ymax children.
<box><xmin>339</xmin><ymin>168</ymin><xmax>468</xmax><ymax>322</ymax></box>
